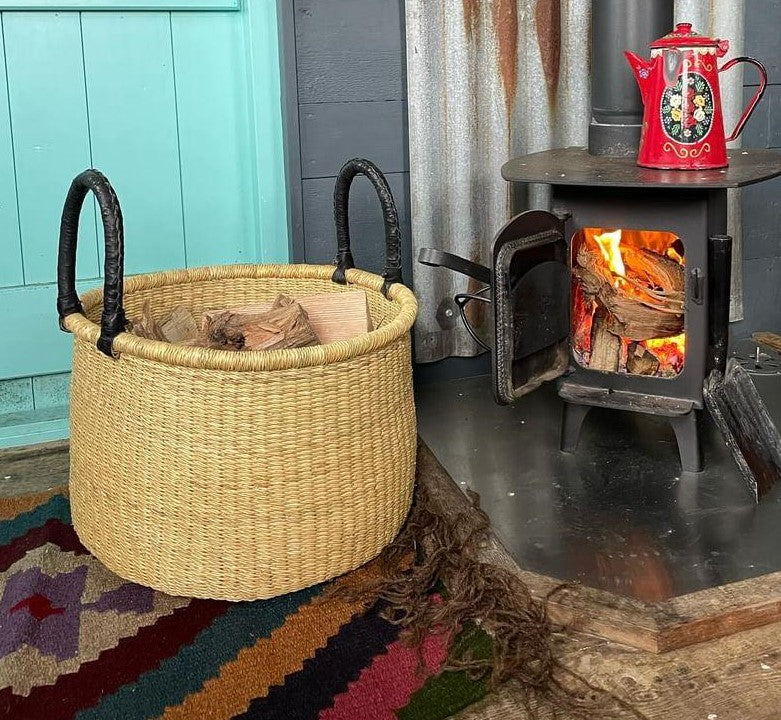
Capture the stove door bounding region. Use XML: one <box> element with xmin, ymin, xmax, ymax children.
<box><xmin>492</xmin><ymin>210</ymin><xmax>569</xmax><ymax>404</ymax></box>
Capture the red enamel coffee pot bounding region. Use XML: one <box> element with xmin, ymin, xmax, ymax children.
<box><xmin>625</xmin><ymin>23</ymin><xmax>767</xmax><ymax>170</ymax></box>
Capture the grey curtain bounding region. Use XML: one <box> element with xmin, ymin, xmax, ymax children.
<box><xmin>407</xmin><ymin>0</ymin><xmax>746</xmax><ymax>363</ymax></box>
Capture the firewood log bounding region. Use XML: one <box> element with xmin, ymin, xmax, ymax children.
<box><xmin>202</xmin><ymin>291</ymin><xmax>372</xmax><ymax>346</ymax></box>
<box><xmin>626</xmin><ymin>342</ymin><xmax>660</xmax><ymax>376</ymax></box>
<box><xmin>241</xmin><ymin>296</ymin><xmax>320</xmax><ymax>350</ymax></box>
<box><xmin>574</xmin><ymin>266</ymin><xmax>684</xmax><ymax>340</ymax></box>
<box><xmin>202</xmin><ymin>295</ymin><xmax>319</xmax><ymax>351</ymax></box>
<box><xmin>589</xmin><ymin>305</ymin><xmax>621</xmax><ymax>372</ymax></box>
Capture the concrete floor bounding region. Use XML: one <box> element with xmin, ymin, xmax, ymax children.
<box><xmin>416</xmin><ymin>373</ymin><xmax>781</xmax><ymax>603</ymax></box>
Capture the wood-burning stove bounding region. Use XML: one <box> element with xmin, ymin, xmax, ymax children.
<box><xmin>419</xmin><ymin>148</ymin><xmax>781</xmax><ymax>473</ymax></box>
<box><xmin>502</xmin><ymin>148</ymin><xmax>781</xmax><ymax>472</ymax></box>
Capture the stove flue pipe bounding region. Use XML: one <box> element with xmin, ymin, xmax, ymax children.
<box><xmin>588</xmin><ymin>0</ymin><xmax>674</xmax><ymax>156</ymax></box>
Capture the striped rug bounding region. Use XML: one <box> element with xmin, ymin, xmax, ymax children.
<box><xmin>0</xmin><ymin>487</ymin><xmax>492</xmax><ymax>720</ymax></box>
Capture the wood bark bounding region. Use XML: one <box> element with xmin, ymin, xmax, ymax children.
<box><xmin>203</xmin><ymin>295</ymin><xmax>319</xmax><ymax>351</ymax></box>
<box><xmin>202</xmin><ymin>291</ymin><xmax>372</xmax><ymax>346</ymax></box>
<box><xmin>626</xmin><ymin>342</ymin><xmax>660</xmax><ymax>376</ymax></box>
<box><xmin>575</xmin><ymin>244</ymin><xmax>684</xmax><ymax>341</ymax></box>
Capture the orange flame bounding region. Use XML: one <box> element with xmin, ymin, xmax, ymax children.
<box><xmin>594</xmin><ymin>230</ymin><xmax>626</xmax><ymax>278</ymax></box>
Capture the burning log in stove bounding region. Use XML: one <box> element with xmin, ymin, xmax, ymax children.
<box><xmin>573</xmin><ymin>229</ymin><xmax>685</xmax><ymax>376</ymax></box>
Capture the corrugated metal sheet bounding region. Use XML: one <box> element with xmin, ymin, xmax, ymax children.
<box><xmin>676</xmin><ymin>0</ymin><xmax>745</xmax><ymax>321</ymax></box>
<box><xmin>408</xmin><ymin>0</ymin><xmax>745</xmax><ymax>362</ymax></box>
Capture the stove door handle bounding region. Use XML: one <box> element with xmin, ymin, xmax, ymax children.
<box><xmin>417</xmin><ymin>248</ymin><xmax>492</xmax><ymax>285</ymax></box>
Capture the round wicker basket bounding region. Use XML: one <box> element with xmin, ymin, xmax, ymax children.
<box><xmin>57</xmin><ymin>161</ymin><xmax>418</xmax><ymax>600</ymax></box>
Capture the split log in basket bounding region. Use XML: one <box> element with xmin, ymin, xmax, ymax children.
<box><xmin>130</xmin><ymin>291</ymin><xmax>373</xmax><ymax>351</ymax></box>
<box><xmin>202</xmin><ymin>291</ymin><xmax>373</xmax><ymax>347</ymax></box>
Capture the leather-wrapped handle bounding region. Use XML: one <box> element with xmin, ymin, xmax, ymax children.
<box><xmin>57</xmin><ymin>169</ymin><xmax>126</xmax><ymax>357</ymax></box>
<box><xmin>332</xmin><ymin>158</ymin><xmax>402</xmax><ymax>296</ymax></box>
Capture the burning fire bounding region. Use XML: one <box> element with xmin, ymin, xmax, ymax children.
<box><xmin>594</xmin><ymin>230</ymin><xmax>627</xmax><ymax>280</ymax></box>
<box><xmin>645</xmin><ymin>333</ymin><xmax>687</xmax><ymax>369</ymax></box>
<box><xmin>574</xmin><ymin>228</ymin><xmax>687</xmax><ymax>376</ymax></box>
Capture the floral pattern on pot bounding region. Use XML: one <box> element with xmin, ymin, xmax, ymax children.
<box><xmin>660</xmin><ymin>72</ymin><xmax>714</xmax><ymax>145</ymax></box>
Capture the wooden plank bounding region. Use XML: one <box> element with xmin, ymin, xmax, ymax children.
<box><xmin>0</xmin><ymin>15</ymin><xmax>23</xmax><ymax>288</ymax></box>
<box><xmin>243</xmin><ymin>0</ymin><xmax>289</xmax><ymax>262</ymax></box>
<box><xmin>301</xmin><ymin>171</ymin><xmax>412</xmax><ymax>282</ymax></box>
<box><xmin>170</xmin><ymin>11</ymin><xmax>256</xmax><ymax>267</ymax></box>
<box><xmin>3</xmin><ymin>12</ymin><xmax>98</xmax><ymax>285</ymax></box>
<box><xmin>742</xmin><ymin>174</ymin><xmax>781</xmax><ymax>260</ymax></box>
<box><xmin>82</xmin><ymin>11</ymin><xmax>185</xmax><ymax>276</ymax></box>
<box><xmin>0</xmin><ymin>1</ymin><xmax>239</xmax><ymax>9</ymax></box>
<box><xmin>454</xmin><ymin>622</ymin><xmax>781</xmax><ymax>720</ymax></box>
<box><xmin>0</xmin><ymin>279</ymin><xmax>98</xmax><ymax>381</ymax></box>
<box><xmin>276</xmin><ymin>0</ymin><xmax>304</xmax><ymax>261</ymax></box>
<box><xmin>768</xmin><ymin>87</ymin><xmax>781</xmax><ymax>148</ymax></box>
<box><xmin>294</xmin><ymin>0</ymin><xmax>406</xmax><ymax>104</ymax></box>
<box><xmin>741</xmin><ymin>84</ymin><xmax>771</xmax><ymax>149</ymax></box>
<box><xmin>299</xmin><ymin>101</ymin><xmax>409</xmax><ymax>179</ymax></box>
<box><xmin>745</xmin><ymin>0</ymin><xmax>781</xmax><ymax>85</ymax></box>
<box><xmin>735</xmin><ymin>257</ymin><xmax>781</xmax><ymax>339</ymax></box>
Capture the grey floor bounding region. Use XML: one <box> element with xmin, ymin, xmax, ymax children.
<box><xmin>416</xmin><ymin>369</ymin><xmax>781</xmax><ymax>603</ymax></box>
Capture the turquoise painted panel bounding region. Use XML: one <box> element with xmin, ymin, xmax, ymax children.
<box><xmin>0</xmin><ymin>1</ymin><xmax>239</xmax><ymax>10</ymax></box>
<box><xmin>32</xmin><ymin>372</ymin><xmax>71</xmax><ymax>409</ymax></box>
<box><xmin>0</xmin><ymin>16</ymin><xmax>23</xmax><ymax>288</ymax></box>
<box><xmin>82</xmin><ymin>11</ymin><xmax>185</xmax><ymax>275</ymax></box>
<box><xmin>4</xmin><ymin>12</ymin><xmax>98</xmax><ymax>285</ymax></box>
<box><xmin>244</xmin><ymin>0</ymin><xmax>288</xmax><ymax>262</ymax></box>
<box><xmin>0</xmin><ymin>279</ymin><xmax>98</xmax><ymax>380</ymax></box>
<box><xmin>172</xmin><ymin>11</ymin><xmax>255</xmax><ymax>267</ymax></box>
<box><xmin>0</xmin><ymin>378</ymin><xmax>33</xmax><ymax>413</ymax></box>
<box><xmin>0</xmin><ymin>407</ymin><xmax>68</xmax><ymax>448</ymax></box>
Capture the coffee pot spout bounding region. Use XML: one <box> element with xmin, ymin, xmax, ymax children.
<box><xmin>624</xmin><ymin>50</ymin><xmax>653</xmax><ymax>104</ymax></box>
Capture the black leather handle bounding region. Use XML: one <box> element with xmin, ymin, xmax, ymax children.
<box><xmin>57</xmin><ymin>169</ymin><xmax>126</xmax><ymax>357</ymax></box>
<box><xmin>333</xmin><ymin>158</ymin><xmax>402</xmax><ymax>296</ymax></box>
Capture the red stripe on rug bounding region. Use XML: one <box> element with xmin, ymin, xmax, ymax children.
<box><xmin>319</xmin><ymin>627</ymin><xmax>450</xmax><ymax>720</ymax></box>
<box><xmin>0</xmin><ymin>598</ymin><xmax>231</xmax><ymax>720</ymax></box>
<box><xmin>0</xmin><ymin>518</ymin><xmax>88</xmax><ymax>572</ymax></box>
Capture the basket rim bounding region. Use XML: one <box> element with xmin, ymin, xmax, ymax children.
<box><xmin>63</xmin><ymin>263</ymin><xmax>417</xmax><ymax>372</ymax></box>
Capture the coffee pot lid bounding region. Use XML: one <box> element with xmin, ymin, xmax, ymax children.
<box><xmin>651</xmin><ymin>22</ymin><xmax>719</xmax><ymax>49</ymax></box>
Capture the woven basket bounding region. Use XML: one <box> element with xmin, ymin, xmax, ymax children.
<box><xmin>56</xmin><ymin>159</ymin><xmax>418</xmax><ymax>601</ymax></box>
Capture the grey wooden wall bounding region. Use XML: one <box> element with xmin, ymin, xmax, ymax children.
<box><xmin>733</xmin><ymin>0</ymin><xmax>781</xmax><ymax>337</ymax></box>
<box><xmin>279</xmin><ymin>0</ymin><xmax>412</xmax><ymax>283</ymax></box>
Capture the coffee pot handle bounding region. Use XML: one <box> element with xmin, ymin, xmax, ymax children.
<box><xmin>720</xmin><ymin>56</ymin><xmax>768</xmax><ymax>143</ymax></box>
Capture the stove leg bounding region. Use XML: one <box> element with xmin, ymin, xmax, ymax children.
<box><xmin>670</xmin><ymin>410</ymin><xmax>702</xmax><ymax>473</ymax></box>
<box><xmin>560</xmin><ymin>402</ymin><xmax>592</xmax><ymax>453</ymax></box>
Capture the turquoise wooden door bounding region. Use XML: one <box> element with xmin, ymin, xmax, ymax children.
<box><xmin>0</xmin><ymin>0</ymin><xmax>288</xmax><ymax>447</ymax></box>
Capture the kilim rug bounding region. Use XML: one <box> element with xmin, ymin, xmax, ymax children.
<box><xmin>0</xmin><ymin>486</ymin><xmax>495</xmax><ymax>720</ymax></box>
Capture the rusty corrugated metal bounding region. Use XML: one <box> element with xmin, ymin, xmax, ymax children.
<box><xmin>407</xmin><ymin>0</ymin><xmax>590</xmax><ymax>362</ymax></box>
<box><xmin>408</xmin><ymin>0</ymin><xmax>745</xmax><ymax>362</ymax></box>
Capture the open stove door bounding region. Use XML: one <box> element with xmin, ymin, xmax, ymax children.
<box><xmin>492</xmin><ymin>210</ymin><xmax>570</xmax><ymax>404</ymax></box>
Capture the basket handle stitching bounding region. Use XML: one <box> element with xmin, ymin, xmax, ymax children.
<box><xmin>332</xmin><ymin>158</ymin><xmax>403</xmax><ymax>296</ymax></box>
<box><xmin>57</xmin><ymin>169</ymin><xmax>126</xmax><ymax>358</ymax></box>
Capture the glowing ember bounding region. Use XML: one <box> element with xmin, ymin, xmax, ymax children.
<box><xmin>594</xmin><ymin>229</ymin><xmax>627</xmax><ymax>279</ymax></box>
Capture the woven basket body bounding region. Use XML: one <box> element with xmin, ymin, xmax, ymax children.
<box><xmin>58</xmin><ymin>163</ymin><xmax>417</xmax><ymax>600</ymax></box>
